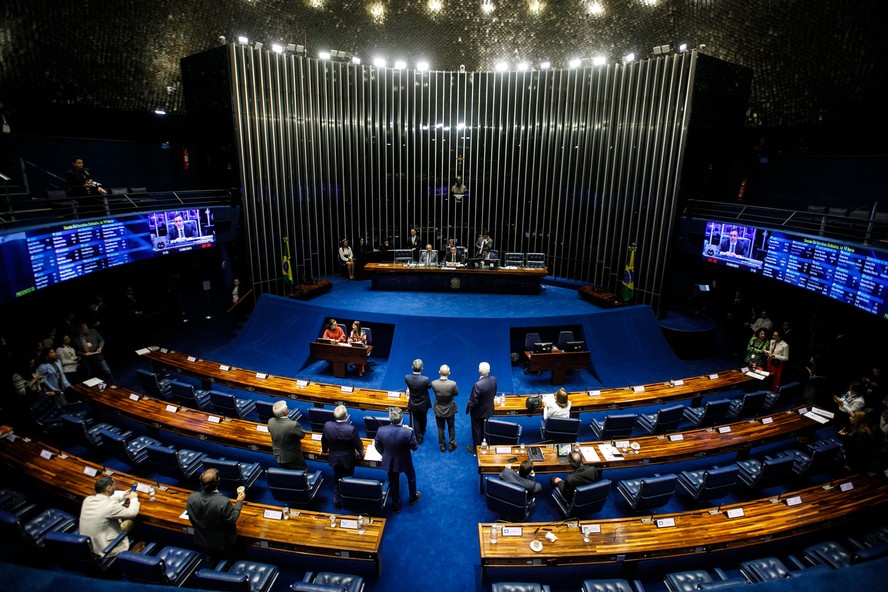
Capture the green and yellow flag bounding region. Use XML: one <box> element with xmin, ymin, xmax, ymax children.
<box><xmin>621</xmin><ymin>243</ymin><xmax>637</xmax><ymax>302</ymax></box>
<box><xmin>282</xmin><ymin>237</ymin><xmax>294</xmax><ymax>285</ymax></box>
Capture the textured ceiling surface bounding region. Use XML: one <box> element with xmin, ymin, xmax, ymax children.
<box><xmin>1</xmin><ymin>0</ymin><xmax>886</xmax><ymax>128</ymax></box>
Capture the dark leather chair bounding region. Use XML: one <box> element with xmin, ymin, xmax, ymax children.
<box><xmin>736</xmin><ymin>456</ymin><xmax>795</xmax><ymax>489</ymax></box>
<box><xmin>773</xmin><ymin>438</ymin><xmax>841</xmax><ymax>476</ymax></box>
<box><xmin>364</xmin><ymin>415</ymin><xmax>391</xmax><ymax>438</ymax></box>
<box><xmin>308</xmin><ymin>407</ymin><xmax>339</xmax><ymax>432</ymax></box>
<box><xmin>146</xmin><ymin>444</ymin><xmax>206</xmax><ymax>480</ymax></box>
<box><xmin>201</xmin><ymin>457</ymin><xmax>264</xmax><ymax>492</ymax></box>
<box><xmin>637</xmin><ymin>404</ymin><xmax>684</xmax><ymax>435</ymax></box>
<box><xmin>266</xmin><ymin>467</ymin><xmax>324</xmax><ymax>506</ymax></box>
<box><xmin>491</xmin><ymin>583</ymin><xmax>552</xmax><ymax>592</ymax></box>
<box><xmin>485</xmin><ymin>419</ymin><xmax>523</xmax><ymax>445</ymax></box>
<box><xmin>581</xmin><ymin>579</ymin><xmax>644</xmax><ymax>592</ymax></box>
<box><xmin>0</xmin><ymin>489</ymin><xmax>31</xmax><ymax>514</ymax></box>
<box><xmin>556</xmin><ymin>330</ymin><xmax>575</xmax><ymax>351</ymax></box>
<box><xmin>209</xmin><ymin>390</ymin><xmax>257</xmax><ymax>419</ymax></box>
<box><xmin>339</xmin><ymin>477</ymin><xmax>389</xmax><ymax>515</ymax></box>
<box><xmin>804</xmin><ymin>539</ymin><xmax>888</xmax><ymax>567</ymax></box>
<box><xmin>664</xmin><ymin>569</ymin><xmax>747</xmax><ymax>591</ymax></box>
<box><xmin>551</xmin><ymin>479</ymin><xmax>611</xmax><ymax>518</ymax></box>
<box><xmin>44</xmin><ymin>530</ymin><xmax>127</xmax><ymax>574</ymax></box>
<box><xmin>681</xmin><ymin>399</ymin><xmax>732</xmax><ymax>428</ymax></box>
<box><xmin>616</xmin><ymin>474</ymin><xmax>678</xmax><ymax>512</ymax></box>
<box><xmin>540</xmin><ymin>416</ymin><xmax>581</xmax><ymax>443</ymax></box>
<box><xmin>291</xmin><ymin>571</ymin><xmax>365</xmax><ymax>592</ymax></box>
<box><xmin>137</xmin><ymin>369</ymin><xmax>173</xmax><ymax>398</ymax></box>
<box><xmin>29</xmin><ymin>395</ymin><xmax>70</xmax><ymax>434</ymax></box>
<box><xmin>254</xmin><ymin>399</ymin><xmax>302</xmax><ymax>423</ymax></box>
<box><xmin>169</xmin><ymin>380</ymin><xmax>212</xmax><ymax>410</ymax></box>
<box><xmin>99</xmin><ymin>429</ymin><xmax>162</xmax><ymax>467</ymax></box>
<box><xmin>61</xmin><ymin>413</ymin><xmax>129</xmax><ymax>448</ymax></box>
<box><xmin>0</xmin><ymin>506</ymin><xmax>77</xmax><ymax>549</ymax></box>
<box><xmin>504</xmin><ymin>252</ymin><xmax>524</xmax><ymax>267</ymax></box>
<box><xmin>677</xmin><ymin>465</ymin><xmax>739</xmax><ymax>502</ymax></box>
<box><xmin>485</xmin><ymin>477</ymin><xmax>533</xmax><ymax>520</ymax></box>
<box><xmin>763</xmin><ymin>381</ymin><xmax>800</xmax><ymax>410</ymax></box>
<box><xmin>195</xmin><ymin>559</ymin><xmax>280</xmax><ymax>592</ymax></box>
<box><xmin>589</xmin><ymin>413</ymin><xmax>637</xmax><ymax>440</ymax></box>
<box><xmin>727</xmin><ymin>391</ymin><xmax>768</xmax><ymax>418</ymax></box>
<box><xmin>739</xmin><ymin>557</ymin><xmax>807</xmax><ymax>582</ymax></box>
<box><xmin>118</xmin><ymin>545</ymin><xmax>203</xmax><ymax>587</ymax></box>
<box><xmin>523</xmin><ymin>332</ymin><xmax>542</xmax><ymax>374</ymax></box>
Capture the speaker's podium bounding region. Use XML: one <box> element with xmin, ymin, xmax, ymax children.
<box><xmin>310</xmin><ymin>340</ymin><xmax>373</xmax><ymax>378</ymax></box>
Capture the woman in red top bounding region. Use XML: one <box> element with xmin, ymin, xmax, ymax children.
<box><xmin>322</xmin><ymin>318</ymin><xmax>347</xmax><ymax>342</ymax></box>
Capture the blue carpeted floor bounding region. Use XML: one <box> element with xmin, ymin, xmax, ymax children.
<box><xmin>43</xmin><ymin>276</ymin><xmax>882</xmax><ymax>591</ymax></box>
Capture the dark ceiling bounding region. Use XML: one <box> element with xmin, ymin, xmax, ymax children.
<box><xmin>1</xmin><ymin>0</ymin><xmax>886</xmax><ymax>130</ymax></box>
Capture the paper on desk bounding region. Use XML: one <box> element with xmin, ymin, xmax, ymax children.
<box><xmin>134</xmin><ymin>348</ymin><xmax>151</xmax><ymax>356</ymax></box>
<box><xmin>82</xmin><ymin>377</ymin><xmax>104</xmax><ymax>387</ymax></box>
<box><xmin>810</xmin><ymin>406</ymin><xmax>835</xmax><ymax>419</ymax></box>
<box><xmin>804</xmin><ymin>411</ymin><xmax>830</xmax><ymax>424</ymax></box>
<box><xmin>364</xmin><ymin>443</ymin><xmax>382</xmax><ymax>462</ymax></box>
<box><xmin>580</xmin><ymin>446</ymin><xmax>601</xmax><ymax>463</ymax></box>
<box><xmin>597</xmin><ymin>443</ymin><xmax>624</xmax><ymax>461</ymax></box>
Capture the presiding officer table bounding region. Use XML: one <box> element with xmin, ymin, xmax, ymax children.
<box><xmin>364</xmin><ymin>262</ymin><xmax>548</xmax><ymax>294</ymax></box>
<box><xmin>0</xmin><ymin>432</ymin><xmax>387</xmax><ymax>573</ymax></box>
<box><xmin>477</xmin><ymin>471</ymin><xmax>888</xmax><ymax>580</ymax></box>
<box><xmin>140</xmin><ymin>346</ymin><xmax>408</xmax><ymax>412</ymax></box>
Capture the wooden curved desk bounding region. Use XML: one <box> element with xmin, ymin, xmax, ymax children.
<box><xmin>478</xmin><ymin>471</ymin><xmax>888</xmax><ymax>579</ymax></box>
<box><xmin>476</xmin><ymin>406</ymin><xmax>822</xmax><ymax>491</ymax></box>
<box><xmin>139</xmin><ymin>346</ymin><xmax>408</xmax><ymax>412</ymax></box>
<box><xmin>72</xmin><ymin>382</ymin><xmax>382</xmax><ymax>469</ymax></box>
<box><xmin>0</xmin><ymin>434</ymin><xmax>386</xmax><ymax>572</ymax></box>
<box><xmin>493</xmin><ymin>369</ymin><xmax>756</xmax><ymax>417</ymax></box>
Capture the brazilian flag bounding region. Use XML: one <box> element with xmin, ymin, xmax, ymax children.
<box><xmin>282</xmin><ymin>237</ymin><xmax>294</xmax><ymax>285</ymax></box>
<box><xmin>621</xmin><ymin>243</ymin><xmax>637</xmax><ymax>302</ymax></box>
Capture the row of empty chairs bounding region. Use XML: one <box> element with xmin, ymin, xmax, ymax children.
<box><xmin>485</xmin><ymin>438</ymin><xmax>844</xmax><ymax>520</ymax></box>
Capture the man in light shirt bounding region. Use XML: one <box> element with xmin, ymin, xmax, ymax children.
<box><xmin>79</xmin><ymin>476</ymin><xmax>140</xmax><ymax>556</ymax></box>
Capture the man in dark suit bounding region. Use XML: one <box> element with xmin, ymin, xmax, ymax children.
<box><xmin>168</xmin><ymin>214</ymin><xmax>197</xmax><ymax>241</ymax></box>
<box><xmin>499</xmin><ymin>460</ymin><xmax>542</xmax><ymax>498</ymax></box>
<box><xmin>186</xmin><ymin>468</ymin><xmax>245</xmax><ymax>564</ymax></box>
<box><xmin>718</xmin><ymin>228</ymin><xmax>750</xmax><ymax>258</ymax></box>
<box><xmin>374</xmin><ymin>408</ymin><xmax>421</xmax><ymax>513</ymax></box>
<box><xmin>321</xmin><ymin>405</ymin><xmax>364</xmax><ymax>509</ymax></box>
<box><xmin>466</xmin><ymin>361</ymin><xmax>497</xmax><ymax>452</ymax></box>
<box><xmin>444</xmin><ymin>245</ymin><xmax>464</xmax><ymax>266</ymax></box>
<box><xmin>549</xmin><ymin>451</ymin><xmax>600</xmax><ymax>504</ymax></box>
<box><xmin>268</xmin><ymin>400</ymin><xmax>307</xmax><ymax>470</ymax></box>
<box><xmin>405</xmin><ymin>359</ymin><xmax>433</xmax><ymax>445</ymax></box>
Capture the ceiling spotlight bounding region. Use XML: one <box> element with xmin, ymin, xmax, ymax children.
<box><xmin>592</xmin><ymin>56</ymin><xmax>606</xmax><ymax>66</ymax></box>
<box><xmin>373</xmin><ymin>57</ymin><xmax>387</xmax><ymax>68</ymax></box>
<box><xmin>660</xmin><ymin>44</ymin><xmax>671</xmax><ymax>54</ymax></box>
<box><xmin>272</xmin><ymin>44</ymin><xmax>283</xmax><ymax>54</ymax></box>
<box><xmin>154</xmin><ymin>109</ymin><xmax>167</xmax><ymax>116</ymax></box>
<box><xmin>253</xmin><ymin>42</ymin><xmax>263</xmax><ymax>50</ymax></box>
<box><xmin>586</xmin><ymin>1</ymin><xmax>604</xmax><ymax>15</ymax></box>
<box><xmin>568</xmin><ymin>58</ymin><xmax>582</xmax><ymax>69</ymax></box>
<box><xmin>427</xmin><ymin>0</ymin><xmax>443</xmax><ymax>12</ymax></box>
<box><xmin>528</xmin><ymin>0</ymin><xmax>544</xmax><ymax>14</ymax></box>
<box><xmin>516</xmin><ymin>62</ymin><xmax>529</xmax><ymax>71</ymax></box>
<box><xmin>352</xmin><ymin>56</ymin><xmax>362</xmax><ymax>65</ymax></box>
<box><xmin>495</xmin><ymin>61</ymin><xmax>508</xmax><ymax>72</ymax></box>
<box><xmin>217</xmin><ymin>35</ymin><xmax>227</xmax><ymax>45</ymax></box>
<box><xmin>481</xmin><ymin>0</ymin><xmax>495</xmax><ymax>14</ymax></box>
<box><xmin>417</xmin><ymin>61</ymin><xmax>430</xmax><ymax>71</ymax></box>
<box><xmin>623</xmin><ymin>52</ymin><xmax>635</xmax><ymax>63</ymax></box>
<box><xmin>319</xmin><ymin>50</ymin><xmax>331</xmax><ymax>60</ymax></box>
<box><xmin>237</xmin><ymin>36</ymin><xmax>249</xmax><ymax>45</ymax></box>
<box><xmin>394</xmin><ymin>60</ymin><xmax>407</xmax><ymax>70</ymax></box>
<box><xmin>678</xmin><ymin>43</ymin><xmax>688</xmax><ymax>53</ymax></box>
<box><xmin>539</xmin><ymin>61</ymin><xmax>551</xmax><ymax>70</ymax></box>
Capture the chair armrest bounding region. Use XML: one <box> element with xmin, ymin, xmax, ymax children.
<box><xmin>101</xmin><ymin>531</ymin><xmax>129</xmax><ymax>556</ymax></box>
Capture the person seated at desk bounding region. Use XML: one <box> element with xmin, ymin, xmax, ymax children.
<box><xmin>419</xmin><ymin>244</ymin><xmax>438</xmax><ymax>266</ymax></box>
<box><xmin>444</xmin><ymin>245</ymin><xmax>464</xmax><ymax>266</ymax></box>
<box><xmin>718</xmin><ymin>228</ymin><xmax>749</xmax><ymax>258</ymax></box>
<box><xmin>322</xmin><ymin>318</ymin><xmax>347</xmax><ymax>342</ymax></box>
<box><xmin>499</xmin><ymin>460</ymin><xmax>542</xmax><ymax>500</ymax></box>
<box><xmin>168</xmin><ymin>214</ymin><xmax>198</xmax><ymax>241</ymax></box>
<box><xmin>549</xmin><ymin>451</ymin><xmax>600</xmax><ymax>504</ymax></box>
<box><xmin>481</xmin><ymin>248</ymin><xmax>499</xmax><ymax>268</ymax></box>
<box><xmin>542</xmin><ymin>388</ymin><xmax>571</xmax><ymax>427</ymax></box>
<box><xmin>349</xmin><ymin>320</ymin><xmax>368</xmax><ymax>376</ymax></box>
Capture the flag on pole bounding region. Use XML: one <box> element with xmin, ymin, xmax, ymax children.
<box><xmin>621</xmin><ymin>243</ymin><xmax>637</xmax><ymax>302</ymax></box>
<box><xmin>282</xmin><ymin>237</ymin><xmax>294</xmax><ymax>285</ymax></box>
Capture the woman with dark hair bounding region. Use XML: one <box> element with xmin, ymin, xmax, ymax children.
<box><xmin>338</xmin><ymin>239</ymin><xmax>355</xmax><ymax>279</ymax></box>
<box><xmin>349</xmin><ymin>320</ymin><xmax>367</xmax><ymax>376</ymax></box>
<box><xmin>764</xmin><ymin>330</ymin><xmax>789</xmax><ymax>390</ymax></box>
<box><xmin>744</xmin><ymin>329</ymin><xmax>769</xmax><ymax>366</ymax></box>
<box><xmin>322</xmin><ymin>318</ymin><xmax>347</xmax><ymax>342</ymax></box>
<box><xmin>542</xmin><ymin>387</ymin><xmax>571</xmax><ymax>427</ymax></box>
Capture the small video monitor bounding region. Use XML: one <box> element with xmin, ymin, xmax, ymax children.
<box><xmin>565</xmin><ymin>340</ymin><xmax>585</xmax><ymax>352</ymax></box>
<box><xmin>533</xmin><ymin>342</ymin><xmax>553</xmax><ymax>353</ymax></box>
<box><xmin>350</xmin><ymin>342</ymin><xmax>366</xmax><ymax>349</ymax></box>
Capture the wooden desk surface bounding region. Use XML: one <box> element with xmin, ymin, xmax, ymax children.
<box><xmin>364</xmin><ymin>262</ymin><xmax>548</xmax><ymax>277</ymax></box>
<box><xmin>479</xmin><ymin>471</ymin><xmax>888</xmax><ymax>570</ymax></box>
<box><xmin>0</xmin><ymin>434</ymin><xmax>386</xmax><ymax>567</ymax></box>
<box><xmin>72</xmin><ymin>383</ymin><xmax>382</xmax><ymax>470</ymax></box>
<box><xmin>493</xmin><ymin>369</ymin><xmax>756</xmax><ymax>417</ymax></box>
<box><xmin>140</xmin><ymin>346</ymin><xmax>408</xmax><ymax>412</ymax></box>
<box><xmin>477</xmin><ymin>406</ymin><xmax>820</xmax><ymax>476</ymax></box>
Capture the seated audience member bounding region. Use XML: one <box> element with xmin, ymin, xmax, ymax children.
<box><xmin>542</xmin><ymin>387</ymin><xmax>571</xmax><ymax>427</ymax></box>
<box><xmin>349</xmin><ymin>320</ymin><xmax>368</xmax><ymax>376</ymax></box>
<box><xmin>744</xmin><ymin>329</ymin><xmax>769</xmax><ymax>366</ymax></box>
<box><xmin>322</xmin><ymin>318</ymin><xmax>347</xmax><ymax>342</ymax></box>
<box><xmin>420</xmin><ymin>244</ymin><xmax>438</xmax><ymax>266</ymax></box>
<box><xmin>79</xmin><ymin>476</ymin><xmax>140</xmax><ymax>557</ymax></box>
<box><xmin>834</xmin><ymin>381</ymin><xmax>865</xmax><ymax>428</ymax></box>
<box><xmin>838</xmin><ymin>410</ymin><xmax>877</xmax><ymax>472</ymax></box>
<box><xmin>499</xmin><ymin>460</ymin><xmax>542</xmax><ymax>499</ymax></box>
<box><xmin>339</xmin><ymin>239</ymin><xmax>355</xmax><ymax>279</ymax></box>
<box><xmin>745</xmin><ymin>309</ymin><xmax>774</xmax><ymax>336</ymax></box>
<box><xmin>37</xmin><ymin>348</ymin><xmax>70</xmax><ymax>405</ymax></box>
<box><xmin>549</xmin><ymin>451</ymin><xmax>600</xmax><ymax>504</ymax></box>
<box><xmin>378</xmin><ymin>238</ymin><xmax>391</xmax><ymax>252</ymax></box>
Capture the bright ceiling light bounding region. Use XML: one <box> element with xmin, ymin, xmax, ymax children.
<box><xmin>237</xmin><ymin>36</ymin><xmax>249</xmax><ymax>45</ymax></box>
<box><xmin>351</xmin><ymin>56</ymin><xmax>362</xmax><ymax>65</ymax></box>
<box><xmin>495</xmin><ymin>61</ymin><xmax>508</xmax><ymax>71</ymax></box>
<box><xmin>417</xmin><ymin>61</ymin><xmax>430</xmax><ymax>71</ymax></box>
<box><xmin>373</xmin><ymin>57</ymin><xmax>387</xmax><ymax>68</ymax></box>
<box><xmin>586</xmin><ymin>1</ymin><xmax>604</xmax><ymax>15</ymax></box>
<box><xmin>481</xmin><ymin>0</ymin><xmax>495</xmax><ymax>14</ymax></box>
<box><xmin>592</xmin><ymin>56</ymin><xmax>606</xmax><ymax>66</ymax></box>
<box><xmin>568</xmin><ymin>58</ymin><xmax>582</xmax><ymax>69</ymax></box>
<box><xmin>394</xmin><ymin>60</ymin><xmax>407</xmax><ymax>70</ymax></box>
<box><xmin>272</xmin><ymin>44</ymin><xmax>284</xmax><ymax>54</ymax></box>
<box><xmin>527</xmin><ymin>1</ymin><xmax>544</xmax><ymax>15</ymax></box>
<box><xmin>319</xmin><ymin>51</ymin><xmax>331</xmax><ymax>60</ymax></box>
<box><xmin>539</xmin><ymin>61</ymin><xmax>551</xmax><ymax>70</ymax></box>
<box><xmin>516</xmin><ymin>62</ymin><xmax>529</xmax><ymax>71</ymax></box>
<box><xmin>427</xmin><ymin>0</ymin><xmax>443</xmax><ymax>12</ymax></box>
<box><xmin>623</xmin><ymin>52</ymin><xmax>635</xmax><ymax>63</ymax></box>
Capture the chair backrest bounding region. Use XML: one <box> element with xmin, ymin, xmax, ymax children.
<box><xmin>524</xmin><ymin>332</ymin><xmax>542</xmax><ymax>351</ymax></box>
<box><xmin>209</xmin><ymin>391</ymin><xmax>238</xmax><ymax>416</ymax></box>
<box><xmin>485</xmin><ymin>477</ymin><xmax>530</xmax><ymax>519</ymax></box>
<box><xmin>137</xmin><ymin>369</ymin><xmax>169</xmax><ymax>397</ymax></box>
<box><xmin>340</xmin><ymin>477</ymin><xmax>387</xmax><ymax>514</ymax></box>
<box><xmin>734</xmin><ymin>391</ymin><xmax>768</xmax><ymax>417</ymax></box>
<box><xmin>484</xmin><ymin>419</ymin><xmax>522</xmax><ymax>444</ymax></box>
<box><xmin>44</xmin><ymin>531</ymin><xmax>102</xmax><ymax>572</ymax></box>
<box><xmin>504</xmin><ymin>252</ymin><xmax>524</xmax><ymax>266</ymax></box>
<box><xmin>364</xmin><ymin>416</ymin><xmax>390</xmax><ymax>438</ymax></box>
<box><xmin>698</xmin><ymin>399</ymin><xmax>731</xmax><ymax>425</ymax></box>
<box><xmin>266</xmin><ymin>468</ymin><xmax>310</xmax><ymax>501</ymax></box>
<box><xmin>362</xmin><ymin>327</ymin><xmax>373</xmax><ymax>344</ymax></box>
<box><xmin>556</xmin><ymin>331</ymin><xmax>575</xmax><ymax>351</ymax></box>
<box><xmin>202</xmin><ymin>457</ymin><xmax>244</xmax><ymax>489</ymax></box>
<box><xmin>99</xmin><ymin>428</ymin><xmax>133</xmax><ymax>460</ymax></box>
<box><xmin>543</xmin><ymin>417</ymin><xmax>581</xmax><ymax>443</ymax></box>
<box><xmin>146</xmin><ymin>444</ymin><xmax>182</xmax><ymax>476</ymax></box>
<box><xmin>598</xmin><ymin>414</ymin><xmax>637</xmax><ymax>439</ymax></box>
<box><xmin>695</xmin><ymin>466</ymin><xmax>739</xmax><ymax>500</ymax></box>
<box><xmin>570</xmin><ymin>480</ymin><xmax>612</xmax><ymax>514</ymax></box>
<box><xmin>652</xmin><ymin>405</ymin><xmax>685</xmax><ymax>432</ymax></box>
<box><xmin>118</xmin><ymin>550</ymin><xmax>169</xmax><ymax>584</ymax></box>
<box><xmin>756</xmin><ymin>456</ymin><xmax>795</xmax><ymax>485</ymax></box>
<box><xmin>169</xmin><ymin>380</ymin><xmax>198</xmax><ymax>406</ymax></box>
<box><xmin>308</xmin><ymin>407</ymin><xmax>336</xmax><ymax>431</ymax></box>
<box><xmin>633</xmin><ymin>475</ymin><xmax>677</xmax><ymax>510</ymax></box>
<box><xmin>254</xmin><ymin>400</ymin><xmax>276</xmax><ymax>423</ymax></box>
